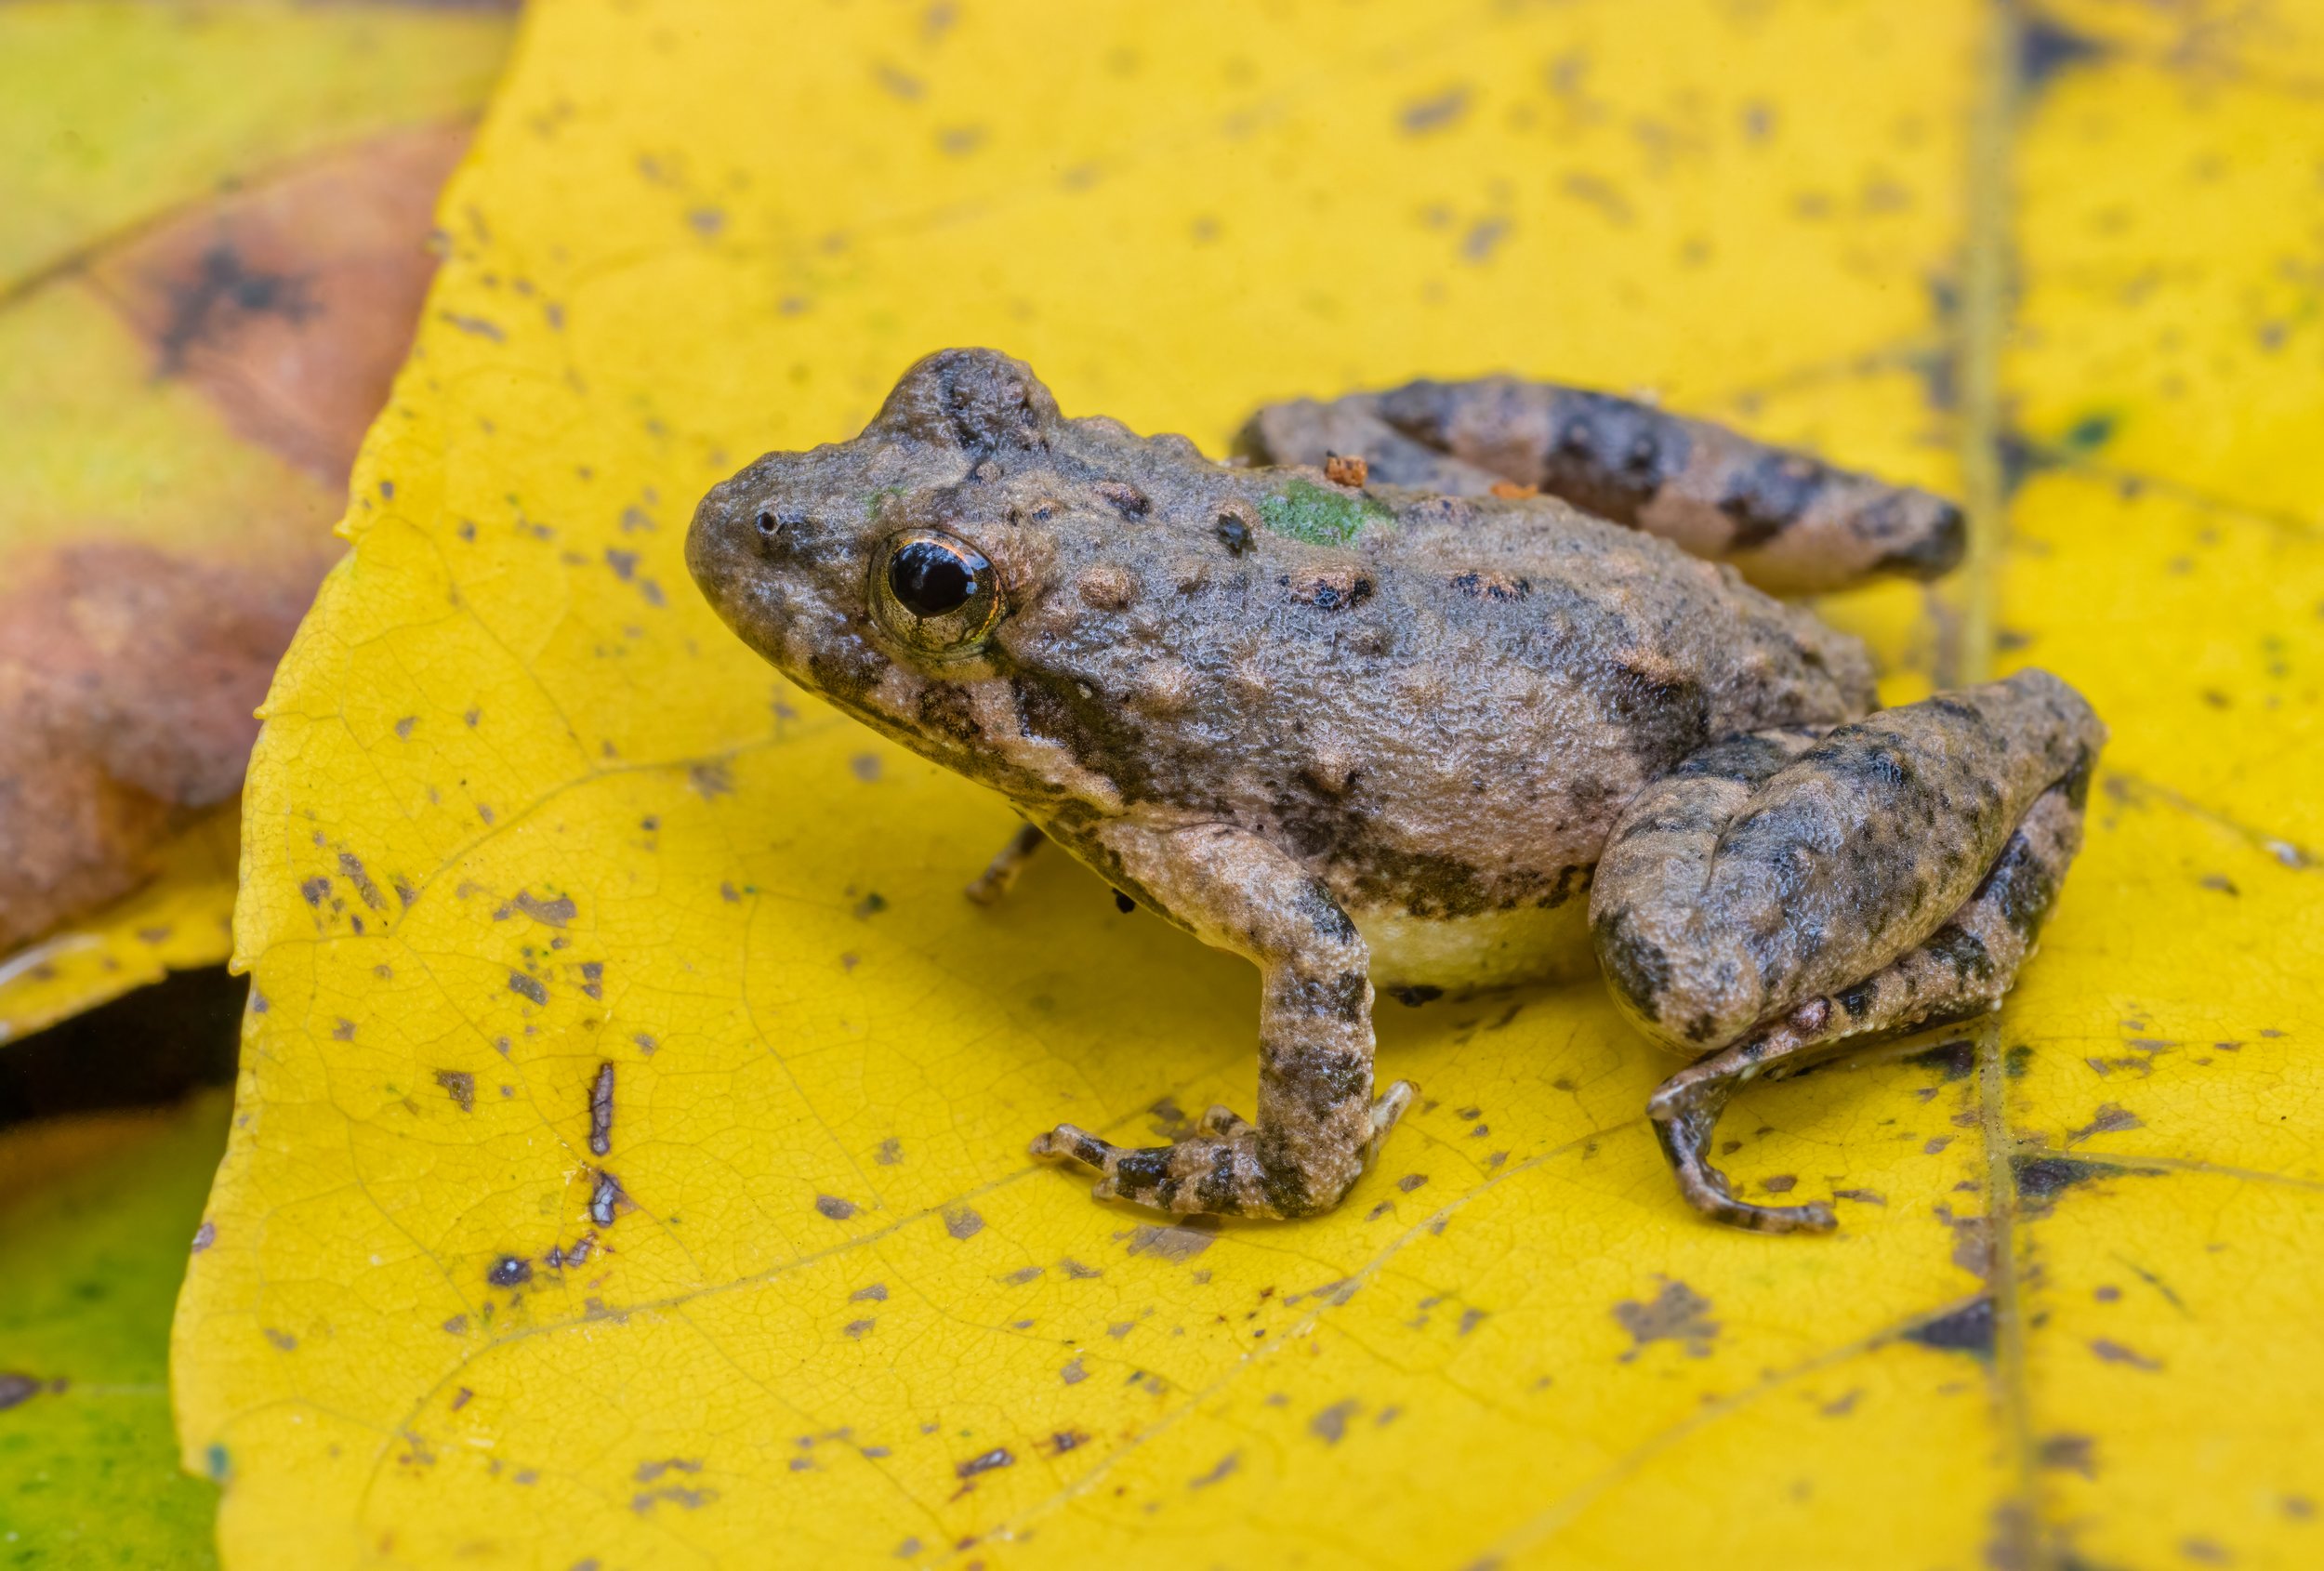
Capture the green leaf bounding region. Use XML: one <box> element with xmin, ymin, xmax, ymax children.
<box><xmin>0</xmin><ymin>1095</ymin><xmax>228</xmax><ymax>1570</ymax></box>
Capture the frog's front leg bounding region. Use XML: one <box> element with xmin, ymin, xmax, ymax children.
<box><xmin>1029</xmin><ymin>820</ymin><xmax>1416</xmax><ymax>1219</ymax></box>
<box><xmin>1591</xmin><ymin>670</ymin><xmax>2106</xmax><ymax>1232</ymax></box>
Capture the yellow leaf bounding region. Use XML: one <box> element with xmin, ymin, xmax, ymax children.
<box><xmin>0</xmin><ymin>808</ymin><xmax>238</xmax><ymax>1046</ymax></box>
<box><xmin>172</xmin><ymin>4</ymin><xmax>2322</xmax><ymax>1568</ymax></box>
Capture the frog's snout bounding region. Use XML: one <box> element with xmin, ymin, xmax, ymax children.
<box><xmin>684</xmin><ymin>476</ymin><xmax>749</xmax><ymax>607</ymax></box>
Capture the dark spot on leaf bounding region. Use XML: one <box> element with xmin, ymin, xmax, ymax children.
<box><xmin>508</xmin><ymin>972</ymin><xmax>547</xmax><ymax>1005</ymax></box>
<box><xmin>434</xmin><ymin>1070</ymin><xmax>475</xmax><ymax>1112</ymax></box>
<box><xmin>1399</xmin><ymin>86</ymin><xmax>1471</xmax><ymax>134</ymax></box>
<box><xmin>508</xmin><ymin>890</ymin><xmax>576</xmax><ymax>927</ymax></box>
<box><xmin>815</xmin><ymin>1195</ymin><xmax>859</xmax><ymax>1221</ymax></box>
<box><xmin>1902</xmin><ymin>1297</ymin><xmax>1994</xmax><ymax>1359</ymax></box>
<box><xmin>487</xmin><ymin>1256</ymin><xmax>532</xmax><ymax>1287</ymax></box>
<box><xmin>1613</xmin><ymin>1278</ymin><xmax>1719</xmax><ymax>1358</ymax></box>
<box><xmin>1123</xmin><ymin>1217</ymin><xmax>1219</xmax><ymax>1262</ymax></box>
<box><xmin>944</xmin><ymin>1205</ymin><xmax>984</xmax><ymax>1239</ymax></box>
<box><xmin>1910</xmin><ymin>1039</ymin><xmax>1977</xmax><ymax>1081</ymax></box>
<box><xmin>588</xmin><ymin>1062</ymin><xmax>615</xmax><ymax>1155</ymax></box>
<box><xmin>2018</xmin><ymin>13</ymin><xmax>2107</xmax><ymax>90</ymax></box>
<box><xmin>2013</xmin><ymin>1153</ymin><xmax>2117</xmax><ymax>1204</ymax></box>
<box><xmin>956</xmin><ymin>1446</ymin><xmax>1014</xmax><ymax>1479</ymax></box>
<box><xmin>1189</xmin><ymin>1451</ymin><xmax>1240</xmax><ymax>1488</ymax></box>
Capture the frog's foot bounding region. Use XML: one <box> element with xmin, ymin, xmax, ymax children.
<box><xmin>1030</xmin><ymin>1122</ymin><xmax>1278</xmax><ymax>1216</ymax></box>
<box><xmin>1597</xmin><ymin>673</ymin><xmax>2104</xmax><ymax>1231</ymax></box>
<box><xmin>1648</xmin><ymin>1034</ymin><xmax>1842</xmax><ymax>1234</ymax></box>
<box><xmin>1031</xmin><ymin>1081</ymin><xmax>1416</xmax><ymax>1221</ymax></box>
<box><xmin>964</xmin><ymin>822</ymin><xmax>1046</xmax><ymax>905</ymax></box>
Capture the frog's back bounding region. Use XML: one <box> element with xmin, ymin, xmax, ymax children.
<box><xmin>1002</xmin><ymin>422</ymin><xmax>1878</xmax><ymax>944</ymax></box>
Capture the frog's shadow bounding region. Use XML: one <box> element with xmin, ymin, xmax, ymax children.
<box><xmin>927</xmin><ymin>834</ymin><xmax>1653</xmax><ymax>1137</ymax></box>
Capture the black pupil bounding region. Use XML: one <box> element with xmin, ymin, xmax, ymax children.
<box><xmin>890</xmin><ymin>539</ymin><xmax>979</xmax><ymax>617</ymax></box>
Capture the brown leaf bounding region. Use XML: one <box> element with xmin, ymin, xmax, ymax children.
<box><xmin>0</xmin><ymin>543</ymin><xmax>323</xmax><ymax>951</ymax></box>
<box><xmin>85</xmin><ymin>123</ymin><xmax>469</xmax><ymax>484</ymax></box>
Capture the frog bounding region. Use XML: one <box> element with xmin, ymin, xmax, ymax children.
<box><xmin>687</xmin><ymin>348</ymin><xmax>2104</xmax><ymax>1232</ymax></box>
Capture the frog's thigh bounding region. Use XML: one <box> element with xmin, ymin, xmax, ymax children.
<box><xmin>1027</xmin><ymin>820</ymin><xmax>1415</xmax><ymax>1220</ymax></box>
<box><xmin>1591</xmin><ymin>670</ymin><xmax>2106</xmax><ymax>1231</ymax></box>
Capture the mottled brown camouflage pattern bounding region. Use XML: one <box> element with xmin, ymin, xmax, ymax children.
<box><xmin>689</xmin><ymin>348</ymin><xmax>2102</xmax><ymax>1229</ymax></box>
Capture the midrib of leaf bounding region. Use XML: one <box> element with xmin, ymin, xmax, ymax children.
<box><xmin>1949</xmin><ymin>0</ymin><xmax>2019</xmax><ymax>695</ymax></box>
<box><xmin>1961</xmin><ymin>7</ymin><xmax>2044</xmax><ymax>1567</ymax></box>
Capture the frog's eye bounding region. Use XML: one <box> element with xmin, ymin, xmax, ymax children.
<box><xmin>871</xmin><ymin>528</ymin><xmax>1004</xmax><ymax>655</ymax></box>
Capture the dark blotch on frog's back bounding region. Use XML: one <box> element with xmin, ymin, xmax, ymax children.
<box><xmin>1600</xmin><ymin>663</ymin><xmax>1712</xmax><ymax>774</ymax></box>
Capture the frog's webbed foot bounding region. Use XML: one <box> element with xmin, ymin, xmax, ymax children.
<box><xmin>1032</xmin><ymin>1080</ymin><xmax>1417</xmax><ymax>1219</ymax></box>
<box><xmin>1598</xmin><ymin>673</ymin><xmax>2106</xmax><ymax>1232</ymax></box>
<box><xmin>964</xmin><ymin>822</ymin><xmax>1045</xmax><ymax>905</ymax></box>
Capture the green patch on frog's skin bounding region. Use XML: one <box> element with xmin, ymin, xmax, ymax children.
<box><xmin>1258</xmin><ymin>478</ymin><xmax>1393</xmax><ymax>545</ymax></box>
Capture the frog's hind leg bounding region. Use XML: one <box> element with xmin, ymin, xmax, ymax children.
<box><xmin>1591</xmin><ymin>670</ymin><xmax>2106</xmax><ymax>1232</ymax></box>
<box><xmin>1235</xmin><ymin>376</ymin><xmax>1962</xmax><ymax>596</ymax></box>
<box><xmin>1650</xmin><ymin>784</ymin><xmax>2087</xmax><ymax>1232</ymax></box>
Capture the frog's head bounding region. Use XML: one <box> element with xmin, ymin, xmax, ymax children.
<box><xmin>688</xmin><ymin>348</ymin><xmax>1133</xmax><ymax>793</ymax></box>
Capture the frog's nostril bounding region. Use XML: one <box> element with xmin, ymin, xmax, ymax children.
<box><xmin>755</xmin><ymin>509</ymin><xmax>778</xmax><ymax>535</ymax></box>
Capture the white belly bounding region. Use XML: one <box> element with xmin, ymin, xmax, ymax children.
<box><xmin>1353</xmin><ymin>901</ymin><xmax>1599</xmax><ymax>996</ymax></box>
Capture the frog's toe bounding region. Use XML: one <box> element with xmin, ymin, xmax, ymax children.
<box><xmin>1370</xmin><ymin>1079</ymin><xmax>1417</xmax><ymax>1132</ymax></box>
<box><xmin>1028</xmin><ymin>1123</ymin><xmax>1104</xmax><ymax>1166</ymax></box>
<box><xmin>1195</xmin><ymin>1103</ymin><xmax>1251</xmax><ymax>1138</ymax></box>
<box><xmin>1030</xmin><ymin>1123</ymin><xmax>1181</xmax><ymax>1199</ymax></box>
<box><xmin>1366</xmin><ymin>1078</ymin><xmax>1418</xmax><ymax>1159</ymax></box>
<box><xmin>1648</xmin><ymin>1083</ymin><xmax>1840</xmax><ymax>1234</ymax></box>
